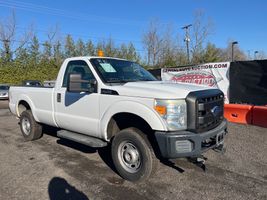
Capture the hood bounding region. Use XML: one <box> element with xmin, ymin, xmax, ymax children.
<box><xmin>0</xmin><ymin>90</ymin><xmax>8</xmax><ymax>93</ymax></box>
<box><xmin>110</xmin><ymin>81</ymin><xmax>212</xmax><ymax>99</ymax></box>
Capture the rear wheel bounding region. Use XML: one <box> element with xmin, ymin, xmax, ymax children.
<box><xmin>111</xmin><ymin>128</ymin><xmax>157</xmax><ymax>182</ymax></box>
<box><xmin>20</xmin><ymin>110</ymin><xmax>43</xmax><ymax>141</ymax></box>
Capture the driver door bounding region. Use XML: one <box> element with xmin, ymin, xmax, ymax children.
<box><xmin>54</xmin><ymin>60</ymin><xmax>100</xmax><ymax>137</ymax></box>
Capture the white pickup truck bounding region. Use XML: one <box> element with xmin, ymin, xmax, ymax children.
<box><xmin>9</xmin><ymin>57</ymin><xmax>227</xmax><ymax>182</ymax></box>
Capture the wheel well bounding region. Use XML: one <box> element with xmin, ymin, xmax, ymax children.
<box><xmin>107</xmin><ymin>112</ymin><xmax>161</xmax><ymax>159</ymax></box>
<box><xmin>107</xmin><ymin>113</ymin><xmax>153</xmax><ymax>139</ymax></box>
<box><xmin>18</xmin><ymin>100</ymin><xmax>31</xmax><ymax>116</ymax></box>
<box><xmin>107</xmin><ymin>113</ymin><xmax>154</xmax><ymax>139</ymax></box>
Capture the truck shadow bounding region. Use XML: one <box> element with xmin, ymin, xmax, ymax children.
<box><xmin>42</xmin><ymin>125</ymin><xmax>117</xmax><ymax>173</ymax></box>
<box><xmin>43</xmin><ymin>125</ymin><xmax>95</xmax><ymax>154</ymax></box>
<box><xmin>48</xmin><ymin>177</ymin><xmax>89</xmax><ymax>200</ymax></box>
<box><xmin>43</xmin><ymin>125</ymin><xmax>192</xmax><ymax>175</ymax></box>
<box><xmin>160</xmin><ymin>159</ymin><xmax>185</xmax><ymax>173</ymax></box>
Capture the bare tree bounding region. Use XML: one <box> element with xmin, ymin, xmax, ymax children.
<box><xmin>0</xmin><ymin>10</ymin><xmax>33</xmax><ymax>62</ymax></box>
<box><xmin>42</xmin><ymin>25</ymin><xmax>60</xmax><ymax>60</ymax></box>
<box><xmin>254</xmin><ymin>50</ymin><xmax>266</xmax><ymax>60</ymax></box>
<box><xmin>158</xmin><ymin>26</ymin><xmax>181</xmax><ymax>67</ymax></box>
<box><xmin>220</xmin><ymin>40</ymin><xmax>247</xmax><ymax>61</ymax></box>
<box><xmin>189</xmin><ymin>10</ymin><xmax>214</xmax><ymax>64</ymax></box>
<box><xmin>143</xmin><ymin>11</ymin><xmax>214</xmax><ymax>67</ymax></box>
<box><xmin>142</xmin><ymin>20</ymin><xmax>164</xmax><ymax>67</ymax></box>
<box><xmin>0</xmin><ymin>11</ymin><xmax>16</xmax><ymax>62</ymax></box>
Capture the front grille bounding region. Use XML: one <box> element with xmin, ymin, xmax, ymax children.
<box><xmin>186</xmin><ymin>89</ymin><xmax>224</xmax><ymax>133</ymax></box>
<box><xmin>197</xmin><ymin>94</ymin><xmax>224</xmax><ymax>132</ymax></box>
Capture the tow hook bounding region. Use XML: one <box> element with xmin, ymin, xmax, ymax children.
<box><xmin>188</xmin><ymin>155</ymin><xmax>207</xmax><ymax>172</ymax></box>
<box><xmin>213</xmin><ymin>144</ymin><xmax>226</xmax><ymax>154</ymax></box>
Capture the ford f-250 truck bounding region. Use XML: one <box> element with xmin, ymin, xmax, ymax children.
<box><xmin>9</xmin><ymin>57</ymin><xmax>227</xmax><ymax>182</ymax></box>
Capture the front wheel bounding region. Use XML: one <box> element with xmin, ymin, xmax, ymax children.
<box><xmin>20</xmin><ymin>110</ymin><xmax>43</xmax><ymax>141</ymax></box>
<box><xmin>111</xmin><ymin>128</ymin><xmax>157</xmax><ymax>182</ymax></box>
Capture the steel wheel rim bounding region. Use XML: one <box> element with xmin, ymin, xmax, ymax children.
<box><xmin>22</xmin><ymin>117</ymin><xmax>31</xmax><ymax>135</ymax></box>
<box><xmin>118</xmin><ymin>141</ymin><xmax>141</xmax><ymax>173</ymax></box>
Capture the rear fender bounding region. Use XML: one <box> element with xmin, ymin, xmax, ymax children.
<box><xmin>16</xmin><ymin>95</ymin><xmax>40</xmax><ymax>122</ymax></box>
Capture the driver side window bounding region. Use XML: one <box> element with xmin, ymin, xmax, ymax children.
<box><xmin>62</xmin><ymin>60</ymin><xmax>96</xmax><ymax>90</ymax></box>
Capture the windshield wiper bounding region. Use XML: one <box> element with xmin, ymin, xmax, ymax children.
<box><xmin>139</xmin><ymin>79</ymin><xmax>156</xmax><ymax>81</ymax></box>
<box><xmin>106</xmin><ymin>79</ymin><xmax>137</xmax><ymax>83</ymax></box>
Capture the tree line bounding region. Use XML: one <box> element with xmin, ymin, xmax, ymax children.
<box><xmin>0</xmin><ymin>12</ymin><xmax>143</xmax><ymax>84</ymax></box>
<box><xmin>0</xmin><ymin>11</ymin><xmax>266</xmax><ymax>84</ymax></box>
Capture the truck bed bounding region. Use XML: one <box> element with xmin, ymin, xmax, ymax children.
<box><xmin>9</xmin><ymin>86</ymin><xmax>57</xmax><ymax>127</ymax></box>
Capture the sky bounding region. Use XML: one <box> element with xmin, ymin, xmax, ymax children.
<box><xmin>0</xmin><ymin>0</ymin><xmax>266</xmax><ymax>57</ymax></box>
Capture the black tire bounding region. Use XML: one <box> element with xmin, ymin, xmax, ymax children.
<box><xmin>111</xmin><ymin>128</ymin><xmax>157</xmax><ymax>182</ymax></box>
<box><xmin>20</xmin><ymin>110</ymin><xmax>43</xmax><ymax>141</ymax></box>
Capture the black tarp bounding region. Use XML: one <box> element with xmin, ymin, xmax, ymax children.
<box><xmin>229</xmin><ymin>60</ymin><xmax>267</xmax><ymax>105</ymax></box>
<box><xmin>148</xmin><ymin>68</ymin><xmax>161</xmax><ymax>80</ymax></box>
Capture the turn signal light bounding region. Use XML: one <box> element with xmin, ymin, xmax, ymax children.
<box><xmin>154</xmin><ymin>105</ymin><xmax>167</xmax><ymax>116</ymax></box>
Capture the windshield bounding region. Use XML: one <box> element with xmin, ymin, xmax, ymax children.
<box><xmin>90</xmin><ymin>58</ymin><xmax>157</xmax><ymax>83</ymax></box>
<box><xmin>0</xmin><ymin>86</ymin><xmax>9</xmax><ymax>90</ymax></box>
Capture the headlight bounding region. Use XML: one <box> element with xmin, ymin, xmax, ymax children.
<box><xmin>154</xmin><ymin>99</ymin><xmax>187</xmax><ymax>131</ymax></box>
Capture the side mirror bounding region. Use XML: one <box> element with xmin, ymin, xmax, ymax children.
<box><xmin>67</xmin><ymin>73</ymin><xmax>97</xmax><ymax>93</ymax></box>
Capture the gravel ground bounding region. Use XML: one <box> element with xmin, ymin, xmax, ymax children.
<box><xmin>0</xmin><ymin>100</ymin><xmax>266</xmax><ymax>200</ymax></box>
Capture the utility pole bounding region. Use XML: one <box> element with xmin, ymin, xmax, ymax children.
<box><xmin>182</xmin><ymin>24</ymin><xmax>192</xmax><ymax>64</ymax></box>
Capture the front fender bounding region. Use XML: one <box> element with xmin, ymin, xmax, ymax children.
<box><xmin>100</xmin><ymin>100</ymin><xmax>168</xmax><ymax>140</ymax></box>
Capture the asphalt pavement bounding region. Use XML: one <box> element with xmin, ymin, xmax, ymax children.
<box><xmin>0</xmin><ymin>100</ymin><xmax>8</xmax><ymax>109</ymax></box>
<box><xmin>0</xmin><ymin>101</ymin><xmax>266</xmax><ymax>200</ymax></box>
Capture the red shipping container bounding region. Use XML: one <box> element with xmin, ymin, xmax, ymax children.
<box><xmin>252</xmin><ymin>106</ymin><xmax>267</xmax><ymax>128</ymax></box>
<box><xmin>224</xmin><ymin>104</ymin><xmax>253</xmax><ymax>124</ymax></box>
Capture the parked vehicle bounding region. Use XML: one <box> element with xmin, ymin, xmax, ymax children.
<box><xmin>0</xmin><ymin>84</ymin><xmax>9</xmax><ymax>100</ymax></box>
<box><xmin>22</xmin><ymin>80</ymin><xmax>42</xmax><ymax>87</ymax></box>
<box><xmin>43</xmin><ymin>80</ymin><xmax>56</xmax><ymax>87</ymax></box>
<box><xmin>9</xmin><ymin>57</ymin><xmax>227</xmax><ymax>182</ymax></box>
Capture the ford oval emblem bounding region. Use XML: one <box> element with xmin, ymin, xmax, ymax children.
<box><xmin>211</xmin><ymin>106</ymin><xmax>221</xmax><ymax>117</ymax></box>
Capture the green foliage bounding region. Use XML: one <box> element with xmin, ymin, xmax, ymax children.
<box><xmin>76</xmin><ymin>39</ymin><xmax>86</xmax><ymax>56</ymax></box>
<box><xmin>64</xmin><ymin>34</ymin><xmax>76</xmax><ymax>57</ymax></box>
<box><xmin>29</xmin><ymin>35</ymin><xmax>40</xmax><ymax>63</ymax></box>
<box><xmin>86</xmin><ymin>40</ymin><xmax>95</xmax><ymax>56</ymax></box>
<box><xmin>117</xmin><ymin>42</ymin><xmax>140</xmax><ymax>62</ymax></box>
<box><xmin>0</xmin><ymin>34</ymin><xmax>141</xmax><ymax>84</ymax></box>
<box><xmin>202</xmin><ymin>43</ymin><xmax>221</xmax><ymax>63</ymax></box>
<box><xmin>103</xmin><ymin>39</ymin><xmax>117</xmax><ymax>57</ymax></box>
<box><xmin>2</xmin><ymin>19</ymin><xmax>251</xmax><ymax>85</ymax></box>
<box><xmin>0</xmin><ymin>60</ymin><xmax>60</xmax><ymax>85</ymax></box>
<box><xmin>42</xmin><ymin>41</ymin><xmax>52</xmax><ymax>59</ymax></box>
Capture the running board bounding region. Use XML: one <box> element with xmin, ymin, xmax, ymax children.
<box><xmin>57</xmin><ymin>130</ymin><xmax>107</xmax><ymax>148</ymax></box>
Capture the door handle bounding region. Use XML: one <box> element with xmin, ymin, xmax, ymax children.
<box><xmin>57</xmin><ymin>93</ymin><xmax>61</xmax><ymax>103</ymax></box>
